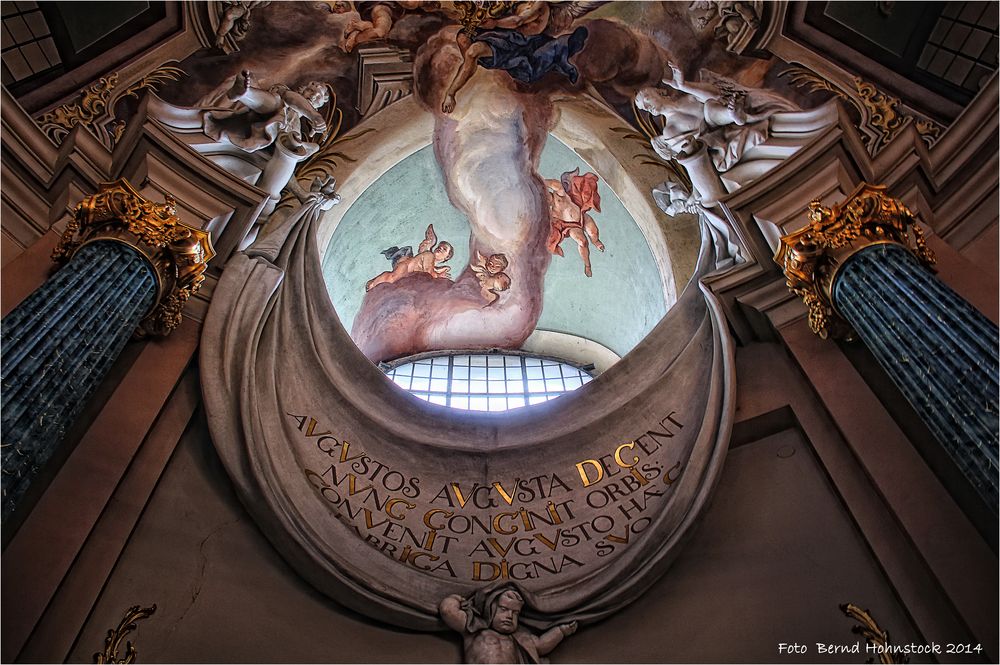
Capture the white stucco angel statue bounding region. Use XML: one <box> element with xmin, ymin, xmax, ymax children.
<box><xmin>635</xmin><ymin>63</ymin><xmax>797</xmax><ymax>171</ymax></box>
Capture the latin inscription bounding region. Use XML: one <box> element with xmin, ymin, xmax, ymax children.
<box><xmin>291</xmin><ymin>412</ymin><xmax>685</xmax><ymax>582</ymax></box>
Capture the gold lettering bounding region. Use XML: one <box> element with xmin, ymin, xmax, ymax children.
<box><xmin>473</xmin><ymin>561</ymin><xmax>501</xmax><ymax>581</ymax></box>
<box><xmin>629</xmin><ymin>467</ymin><xmax>649</xmax><ymax>486</ymax></box>
<box><xmin>385</xmin><ymin>498</ymin><xmax>415</xmax><ymax>520</ymax></box>
<box><xmin>423</xmin><ymin>508</ymin><xmax>453</xmax><ymax>530</ymax></box>
<box><xmin>451</xmin><ymin>483</ymin><xmax>470</xmax><ymax>508</ymax></box>
<box><xmin>492</xmin><ymin>512</ymin><xmax>519</xmax><ymax>535</ymax></box>
<box><xmin>664</xmin><ymin>461</ymin><xmax>683</xmax><ymax>485</ymax></box>
<box><xmin>576</xmin><ymin>459</ymin><xmax>604</xmax><ymax>487</ymax></box>
<box><xmin>487</xmin><ymin>537</ymin><xmax>515</xmax><ymax>557</ymax></box>
<box><xmin>339</xmin><ymin>441</ymin><xmax>364</xmax><ymax>463</ymax></box>
<box><xmin>614</xmin><ymin>442</ymin><xmax>640</xmax><ymax>468</ymax></box>
<box><xmin>492</xmin><ymin>480</ymin><xmax>517</xmax><ymax>505</ymax></box>
<box><xmin>304</xmin><ymin>417</ymin><xmax>332</xmax><ymax>437</ymax></box>
<box><xmin>533</xmin><ymin>530</ymin><xmax>561</xmax><ymax>551</ymax></box>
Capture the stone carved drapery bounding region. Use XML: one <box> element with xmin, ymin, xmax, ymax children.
<box><xmin>200</xmin><ymin>181</ymin><xmax>736</xmax><ymax>630</ymax></box>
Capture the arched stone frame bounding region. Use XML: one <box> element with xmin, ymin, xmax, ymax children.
<box><xmin>202</xmin><ymin>90</ymin><xmax>734</xmax><ymax>632</ymax></box>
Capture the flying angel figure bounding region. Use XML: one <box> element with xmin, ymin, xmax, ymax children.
<box><xmin>441</xmin><ymin>1</ymin><xmax>608</xmax><ymax>113</ymax></box>
<box><xmin>366</xmin><ymin>224</ymin><xmax>454</xmax><ymax>292</ymax></box>
<box><xmin>470</xmin><ymin>250</ymin><xmax>512</xmax><ymax>306</ymax></box>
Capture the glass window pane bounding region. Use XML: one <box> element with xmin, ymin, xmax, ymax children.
<box><xmin>382</xmin><ymin>353</ymin><xmax>593</xmax><ymax>412</ymax></box>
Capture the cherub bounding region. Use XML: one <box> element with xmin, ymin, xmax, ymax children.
<box><xmin>213</xmin><ymin>0</ymin><xmax>271</xmax><ymax>51</ymax></box>
<box><xmin>440</xmin><ymin>1</ymin><xmax>604</xmax><ymax>114</ymax></box>
<box><xmin>635</xmin><ymin>62</ymin><xmax>796</xmax><ymax>169</ymax></box>
<box><xmin>203</xmin><ymin>70</ymin><xmax>329</xmax><ymax>152</ymax></box>
<box><xmin>545</xmin><ymin>168</ymin><xmax>604</xmax><ymax>277</ymax></box>
<box><xmin>471</xmin><ymin>250</ymin><xmax>511</xmax><ymax>306</ymax></box>
<box><xmin>366</xmin><ymin>224</ymin><xmax>454</xmax><ymax>291</ymax></box>
<box><xmin>439</xmin><ymin>584</ymin><xmax>578</xmax><ymax>664</ymax></box>
<box><xmin>336</xmin><ymin>1</ymin><xmax>439</xmax><ymax>52</ymax></box>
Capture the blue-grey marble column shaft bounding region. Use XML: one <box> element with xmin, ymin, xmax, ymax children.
<box><xmin>1</xmin><ymin>241</ymin><xmax>157</xmax><ymax>518</ymax></box>
<box><xmin>833</xmin><ymin>243</ymin><xmax>999</xmax><ymax>508</ymax></box>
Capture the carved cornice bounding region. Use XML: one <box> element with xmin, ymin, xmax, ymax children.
<box><xmin>774</xmin><ymin>183</ymin><xmax>935</xmax><ymax>339</ymax></box>
<box><xmin>36</xmin><ymin>63</ymin><xmax>184</xmax><ymax>150</ymax></box>
<box><xmin>94</xmin><ymin>605</ymin><xmax>156</xmax><ymax>664</ymax></box>
<box><xmin>780</xmin><ymin>66</ymin><xmax>944</xmax><ymax>155</ymax></box>
<box><xmin>53</xmin><ymin>180</ymin><xmax>215</xmax><ymax>337</ymax></box>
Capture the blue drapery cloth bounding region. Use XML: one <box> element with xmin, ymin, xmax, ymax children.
<box><xmin>474</xmin><ymin>26</ymin><xmax>588</xmax><ymax>85</ymax></box>
<box><xmin>833</xmin><ymin>243</ymin><xmax>999</xmax><ymax>509</ymax></box>
<box><xmin>1</xmin><ymin>241</ymin><xmax>157</xmax><ymax>519</ymax></box>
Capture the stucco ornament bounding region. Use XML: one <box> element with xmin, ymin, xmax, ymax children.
<box><xmin>203</xmin><ymin>69</ymin><xmax>330</xmax><ymax>154</ymax></box>
<box><xmin>440</xmin><ymin>583</ymin><xmax>577</xmax><ymax>663</ymax></box>
<box><xmin>635</xmin><ymin>63</ymin><xmax>797</xmax><ymax>172</ymax></box>
<box><xmin>652</xmin><ymin>179</ymin><xmax>744</xmax><ymax>269</ymax></box>
<box><xmin>200</xmin><ymin>158</ymin><xmax>735</xmax><ymax>629</ymax></box>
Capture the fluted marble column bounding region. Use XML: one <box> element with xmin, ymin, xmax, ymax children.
<box><xmin>777</xmin><ymin>184</ymin><xmax>999</xmax><ymax>509</ymax></box>
<box><xmin>1</xmin><ymin>242</ymin><xmax>157</xmax><ymax>516</ymax></box>
<box><xmin>0</xmin><ymin>181</ymin><xmax>213</xmax><ymax>519</ymax></box>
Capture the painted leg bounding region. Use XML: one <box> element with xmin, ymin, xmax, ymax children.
<box><xmin>568</xmin><ymin>228</ymin><xmax>592</xmax><ymax>277</ymax></box>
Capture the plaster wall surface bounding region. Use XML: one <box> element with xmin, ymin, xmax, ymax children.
<box><xmin>68</xmin><ymin>343</ymin><xmax>933</xmax><ymax>664</ymax></box>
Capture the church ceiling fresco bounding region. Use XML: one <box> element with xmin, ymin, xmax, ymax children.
<box><xmin>154</xmin><ymin>0</ymin><xmax>824</xmax><ymax>363</ymax></box>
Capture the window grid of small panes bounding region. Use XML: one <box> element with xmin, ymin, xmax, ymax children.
<box><xmin>384</xmin><ymin>354</ymin><xmax>593</xmax><ymax>412</ymax></box>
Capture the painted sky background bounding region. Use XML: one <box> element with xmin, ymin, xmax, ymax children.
<box><xmin>321</xmin><ymin>136</ymin><xmax>668</xmax><ymax>356</ymax></box>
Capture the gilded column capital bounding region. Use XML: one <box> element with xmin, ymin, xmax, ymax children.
<box><xmin>774</xmin><ymin>183</ymin><xmax>935</xmax><ymax>339</ymax></box>
<box><xmin>52</xmin><ymin>179</ymin><xmax>215</xmax><ymax>336</ymax></box>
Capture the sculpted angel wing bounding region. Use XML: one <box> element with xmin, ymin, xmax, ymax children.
<box><xmin>548</xmin><ymin>0</ymin><xmax>607</xmax><ymax>35</ymax></box>
<box><xmin>418</xmin><ymin>224</ymin><xmax>437</xmax><ymax>253</ymax></box>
